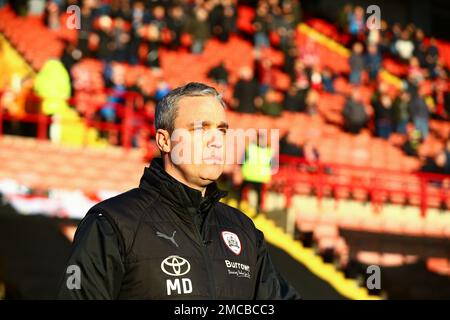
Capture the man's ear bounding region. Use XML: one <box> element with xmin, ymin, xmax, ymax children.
<box><xmin>156</xmin><ymin>129</ymin><xmax>171</xmax><ymax>153</ymax></box>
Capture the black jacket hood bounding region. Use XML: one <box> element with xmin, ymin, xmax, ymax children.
<box><xmin>139</xmin><ymin>158</ymin><xmax>228</xmax><ymax>222</ymax></box>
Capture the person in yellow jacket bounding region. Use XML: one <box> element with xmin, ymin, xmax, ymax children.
<box><xmin>33</xmin><ymin>59</ymin><xmax>71</xmax><ymax>116</ymax></box>
<box><xmin>239</xmin><ymin>133</ymin><xmax>274</xmax><ymax>215</ymax></box>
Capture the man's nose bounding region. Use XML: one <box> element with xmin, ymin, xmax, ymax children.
<box><xmin>205</xmin><ymin>129</ymin><xmax>224</xmax><ymax>149</ymax></box>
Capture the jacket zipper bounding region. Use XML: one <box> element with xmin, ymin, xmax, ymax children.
<box><xmin>194</xmin><ymin>212</ymin><xmax>217</xmax><ymax>300</ymax></box>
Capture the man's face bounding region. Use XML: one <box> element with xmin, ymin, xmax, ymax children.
<box><xmin>170</xmin><ymin>96</ymin><xmax>228</xmax><ymax>188</ymax></box>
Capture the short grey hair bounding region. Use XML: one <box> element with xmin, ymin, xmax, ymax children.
<box><xmin>155</xmin><ymin>82</ymin><xmax>226</xmax><ymax>133</ymax></box>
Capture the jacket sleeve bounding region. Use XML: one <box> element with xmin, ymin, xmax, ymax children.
<box><xmin>253</xmin><ymin>229</ymin><xmax>301</xmax><ymax>300</ymax></box>
<box><xmin>57</xmin><ymin>211</ymin><xmax>125</xmax><ymax>300</ymax></box>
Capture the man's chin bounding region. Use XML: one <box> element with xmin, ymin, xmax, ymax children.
<box><xmin>200</xmin><ymin>165</ymin><xmax>224</xmax><ymax>183</ymax></box>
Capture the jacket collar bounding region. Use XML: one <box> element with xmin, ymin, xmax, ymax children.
<box><xmin>139</xmin><ymin>158</ymin><xmax>227</xmax><ymax>216</ymax></box>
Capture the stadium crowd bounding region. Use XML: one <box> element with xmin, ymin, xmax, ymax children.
<box><xmin>1</xmin><ymin>0</ymin><xmax>450</xmax><ymax>174</ymax></box>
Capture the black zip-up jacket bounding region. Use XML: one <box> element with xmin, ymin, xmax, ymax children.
<box><xmin>57</xmin><ymin>158</ymin><xmax>300</xmax><ymax>300</ymax></box>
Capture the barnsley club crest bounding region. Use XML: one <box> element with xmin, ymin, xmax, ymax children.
<box><xmin>221</xmin><ymin>231</ymin><xmax>242</xmax><ymax>255</ymax></box>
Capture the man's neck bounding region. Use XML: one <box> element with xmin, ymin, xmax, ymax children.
<box><xmin>164</xmin><ymin>160</ymin><xmax>207</xmax><ymax>197</ymax></box>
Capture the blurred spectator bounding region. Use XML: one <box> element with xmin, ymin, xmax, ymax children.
<box><xmin>128</xmin><ymin>77</ymin><xmax>151</xmax><ymax>103</ymax></box>
<box><xmin>187</xmin><ymin>7</ymin><xmax>210</xmax><ymax>54</ymax></box>
<box><xmin>143</xmin><ymin>23</ymin><xmax>162</xmax><ymax>68</ymax></box>
<box><xmin>128</xmin><ymin>1</ymin><xmax>149</xmax><ymax>64</ymax></box>
<box><xmin>279</xmin><ymin>132</ymin><xmax>302</xmax><ymax>156</ymax></box>
<box><xmin>427</xmin><ymin>38</ymin><xmax>439</xmax><ymax>76</ymax></box>
<box><xmin>300</xmin><ymin>40</ymin><xmax>319</xmax><ymax>68</ymax></box>
<box><xmin>302</xmin><ymin>140</ymin><xmax>320</xmax><ymax>163</ymax></box>
<box><xmin>255</xmin><ymin>55</ymin><xmax>274</xmax><ymax>95</ymax></box>
<box><xmin>283</xmin><ymin>85</ymin><xmax>306</xmax><ymax>112</ymax></box>
<box><xmin>365</xmin><ymin>43</ymin><xmax>382</xmax><ymax>82</ymax></box>
<box><xmin>338</xmin><ymin>3</ymin><xmax>352</xmax><ymax>33</ymax></box>
<box><xmin>253</xmin><ymin>2</ymin><xmax>270</xmax><ymax>49</ymax></box>
<box><xmin>154</xmin><ymin>78</ymin><xmax>171</xmax><ymax>102</ymax></box>
<box><xmin>321</xmin><ymin>67</ymin><xmax>335</xmax><ymax>93</ymax></box>
<box><xmin>343</xmin><ymin>89</ymin><xmax>368</xmax><ymax>134</ymax></box>
<box><xmin>402</xmin><ymin>124</ymin><xmax>422</xmax><ymax>157</ymax></box>
<box><xmin>378</xmin><ymin>20</ymin><xmax>391</xmax><ymax>54</ymax></box>
<box><xmin>405</xmin><ymin>73</ymin><xmax>419</xmax><ymax>97</ymax></box>
<box><xmin>112</xmin><ymin>17</ymin><xmax>130</xmax><ymax>62</ymax></box>
<box><xmin>413</xmin><ymin>28</ymin><xmax>425</xmax><ymax>54</ymax></box>
<box><xmin>77</xmin><ymin>0</ymin><xmax>98</xmax><ymax>58</ymax></box>
<box><xmin>207</xmin><ymin>61</ymin><xmax>229</xmax><ymax>85</ymax></box>
<box><xmin>239</xmin><ymin>132</ymin><xmax>274</xmax><ymax>214</ymax></box>
<box><xmin>349</xmin><ymin>42</ymin><xmax>364</xmax><ymax>85</ymax></box>
<box><xmin>389</xmin><ymin>23</ymin><xmax>402</xmax><ymax>56</ymax></box>
<box><xmin>373</xmin><ymin>93</ymin><xmax>394</xmax><ymax>139</ymax></box>
<box><xmin>260</xmin><ymin>89</ymin><xmax>282</xmax><ymax>117</ymax></box>
<box><xmin>410</xmin><ymin>87</ymin><xmax>430</xmax><ymax>138</ymax></box>
<box><xmin>371</xmin><ymin>81</ymin><xmax>388</xmax><ymax>103</ymax></box>
<box><xmin>1</xmin><ymin>75</ymin><xmax>39</xmax><ymax>137</ymax></box>
<box><xmin>281</xmin><ymin>135</ymin><xmax>321</xmax><ymax>166</ymax></box>
<box><xmin>281</xmin><ymin>0</ymin><xmax>301</xmax><ymax>28</ymax></box>
<box><xmin>437</xmin><ymin>139</ymin><xmax>450</xmax><ymax>174</ymax></box>
<box><xmin>131</xmin><ymin>98</ymin><xmax>154</xmax><ymax>149</ymax></box>
<box><xmin>100</xmin><ymin>64</ymin><xmax>126</xmax><ymax>126</ymax></box>
<box><xmin>60</xmin><ymin>41</ymin><xmax>83</xmax><ymax>84</ymax></box>
<box><xmin>408</xmin><ymin>56</ymin><xmax>425</xmax><ymax>84</ymax></box>
<box><xmin>144</xmin><ymin>5</ymin><xmax>166</xmax><ymax>68</ymax></box>
<box><xmin>367</xmin><ymin>27</ymin><xmax>381</xmax><ymax>46</ymax></box>
<box><xmin>95</xmin><ymin>15</ymin><xmax>114</xmax><ymax>61</ymax></box>
<box><xmin>433</xmin><ymin>67</ymin><xmax>449</xmax><ymax>118</ymax></box>
<box><xmin>283</xmin><ymin>43</ymin><xmax>298</xmax><ymax>82</ymax></box>
<box><xmin>294</xmin><ymin>60</ymin><xmax>310</xmax><ymax>91</ymax></box>
<box><xmin>150</xmin><ymin>4</ymin><xmax>166</xmax><ymax>30</ymax></box>
<box><xmin>44</xmin><ymin>1</ymin><xmax>61</xmax><ymax>30</ymax></box>
<box><xmin>393</xmin><ymin>90</ymin><xmax>411</xmax><ymax>134</ymax></box>
<box><xmin>310</xmin><ymin>66</ymin><xmax>322</xmax><ymax>91</ymax></box>
<box><xmin>413</xmin><ymin>29</ymin><xmax>439</xmax><ymax>75</ymax></box>
<box><xmin>209</xmin><ymin>0</ymin><xmax>223</xmax><ymax>39</ymax></box>
<box><xmin>305</xmin><ymin>89</ymin><xmax>319</xmax><ymax>116</ymax></box>
<box><xmin>274</xmin><ymin>14</ymin><xmax>295</xmax><ymax>53</ymax></box>
<box><xmin>348</xmin><ymin>6</ymin><xmax>365</xmax><ymax>38</ymax></box>
<box><xmin>167</xmin><ymin>5</ymin><xmax>186</xmax><ymax>50</ymax></box>
<box><xmin>233</xmin><ymin>67</ymin><xmax>260</xmax><ymax>114</ymax></box>
<box><xmin>413</xmin><ymin>29</ymin><xmax>428</xmax><ymax>68</ymax></box>
<box><xmin>395</xmin><ymin>30</ymin><xmax>414</xmax><ymax>61</ymax></box>
<box><xmin>34</xmin><ymin>59</ymin><xmax>71</xmax><ymax>116</ymax></box>
<box><xmin>10</xmin><ymin>0</ymin><xmax>28</xmax><ymax>16</ymax></box>
<box><xmin>420</xmin><ymin>155</ymin><xmax>442</xmax><ymax>174</ymax></box>
<box><xmin>210</xmin><ymin>0</ymin><xmax>236</xmax><ymax>42</ymax></box>
<box><xmin>110</xmin><ymin>0</ymin><xmax>131</xmax><ymax>20</ymax></box>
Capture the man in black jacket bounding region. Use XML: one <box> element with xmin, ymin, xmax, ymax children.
<box><xmin>57</xmin><ymin>82</ymin><xmax>300</xmax><ymax>300</ymax></box>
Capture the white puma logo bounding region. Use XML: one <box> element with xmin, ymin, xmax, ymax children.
<box><xmin>156</xmin><ymin>230</ymin><xmax>179</xmax><ymax>248</ymax></box>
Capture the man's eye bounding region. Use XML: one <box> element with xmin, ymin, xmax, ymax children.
<box><xmin>219</xmin><ymin>128</ymin><xmax>227</xmax><ymax>135</ymax></box>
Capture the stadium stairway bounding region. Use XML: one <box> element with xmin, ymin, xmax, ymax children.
<box><xmin>225</xmin><ymin>190</ymin><xmax>450</xmax><ymax>298</ymax></box>
<box><xmin>222</xmin><ymin>198</ymin><xmax>381</xmax><ymax>300</ymax></box>
<box><xmin>0</xmin><ymin>6</ymin><xmax>76</xmax><ymax>71</ymax></box>
<box><xmin>0</xmin><ymin>33</ymin><xmax>34</xmax><ymax>87</ymax></box>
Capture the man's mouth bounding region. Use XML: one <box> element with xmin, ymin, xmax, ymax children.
<box><xmin>203</xmin><ymin>156</ymin><xmax>223</xmax><ymax>164</ymax></box>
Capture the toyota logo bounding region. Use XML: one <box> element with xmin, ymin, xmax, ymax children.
<box><xmin>161</xmin><ymin>255</ymin><xmax>191</xmax><ymax>277</ymax></box>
